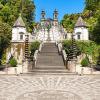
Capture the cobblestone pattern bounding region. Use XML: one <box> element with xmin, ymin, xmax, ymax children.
<box><xmin>0</xmin><ymin>75</ymin><xmax>100</xmax><ymax>100</ymax></box>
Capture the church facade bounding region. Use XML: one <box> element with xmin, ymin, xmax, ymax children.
<box><xmin>33</xmin><ymin>10</ymin><xmax>65</xmax><ymax>42</ymax></box>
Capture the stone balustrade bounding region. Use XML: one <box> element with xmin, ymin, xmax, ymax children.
<box><xmin>33</xmin><ymin>50</ymin><xmax>39</xmax><ymax>66</ymax></box>
<box><xmin>39</xmin><ymin>43</ymin><xmax>43</xmax><ymax>52</ymax></box>
<box><xmin>58</xmin><ymin>43</ymin><xmax>63</xmax><ymax>54</ymax></box>
<box><xmin>62</xmin><ymin>50</ymin><xmax>67</xmax><ymax>67</ymax></box>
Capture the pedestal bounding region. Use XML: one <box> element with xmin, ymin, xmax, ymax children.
<box><xmin>23</xmin><ymin>59</ymin><xmax>29</xmax><ymax>73</ymax></box>
<box><xmin>68</xmin><ymin>60</ymin><xmax>76</xmax><ymax>72</ymax></box>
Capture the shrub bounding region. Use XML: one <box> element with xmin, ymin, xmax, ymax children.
<box><xmin>30</xmin><ymin>41</ymin><xmax>40</xmax><ymax>55</ymax></box>
<box><xmin>62</xmin><ymin>40</ymin><xmax>99</xmax><ymax>64</ymax></box>
<box><xmin>9</xmin><ymin>58</ymin><xmax>17</xmax><ymax>67</ymax></box>
<box><xmin>1</xmin><ymin>52</ymin><xmax>6</xmax><ymax>65</ymax></box>
<box><xmin>81</xmin><ymin>57</ymin><xmax>89</xmax><ymax>67</ymax></box>
<box><xmin>62</xmin><ymin>40</ymin><xmax>81</xmax><ymax>56</ymax></box>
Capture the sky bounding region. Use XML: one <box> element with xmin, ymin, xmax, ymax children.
<box><xmin>34</xmin><ymin>0</ymin><xmax>85</xmax><ymax>22</ymax></box>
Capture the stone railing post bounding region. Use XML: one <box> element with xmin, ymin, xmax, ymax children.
<box><xmin>22</xmin><ymin>59</ymin><xmax>29</xmax><ymax>73</ymax></box>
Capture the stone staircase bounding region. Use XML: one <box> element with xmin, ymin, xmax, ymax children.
<box><xmin>22</xmin><ymin>42</ymin><xmax>78</xmax><ymax>75</ymax></box>
<box><xmin>36</xmin><ymin>42</ymin><xmax>65</xmax><ymax>69</ymax></box>
<box><xmin>28</xmin><ymin>42</ymin><xmax>78</xmax><ymax>75</ymax></box>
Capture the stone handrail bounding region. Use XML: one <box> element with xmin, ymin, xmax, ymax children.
<box><xmin>34</xmin><ymin>50</ymin><xmax>38</xmax><ymax>60</ymax></box>
<box><xmin>38</xmin><ymin>42</ymin><xmax>43</xmax><ymax>52</ymax></box>
<box><xmin>33</xmin><ymin>50</ymin><xmax>39</xmax><ymax>67</ymax></box>
<box><xmin>58</xmin><ymin>43</ymin><xmax>63</xmax><ymax>54</ymax></box>
<box><xmin>62</xmin><ymin>50</ymin><xmax>68</xmax><ymax>67</ymax></box>
<box><xmin>62</xmin><ymin>50</ymin><xmax>67</xmax><ymax>61</ymax></box>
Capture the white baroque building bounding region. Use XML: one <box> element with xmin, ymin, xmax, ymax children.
<box><xmin>74</xmin><ymin>16</ymin><xmax>89</xmax><ymax>40</ymax></box>
<box><xmin>33</xmin><ymin>10</ymin><xmax>65</xmax><ymax>42</ymax></box>
<box><xmin>12</xmin><ymin>15</ymin><xmax>27</xmax><ymax>42</ymax></box>
<box><xmin>7</xmin><ymin>15</ymin><xmax>33</xmax><ymax>63</ymax></box>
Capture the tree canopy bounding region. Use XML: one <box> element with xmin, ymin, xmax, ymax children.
<box><xmin>0</xmin><ymin>0</ymin><xmax>35</xmax><ymax>32</ymax></box>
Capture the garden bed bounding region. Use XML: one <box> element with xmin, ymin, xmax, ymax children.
<box><xmin>94</xmin><ymin>65</ymin><xmax>100</xmax><ymax>71</ymax></box>
<box><xmin>0</xmin><ymin>65</ymin><xmax>6</xmax><ymax>71</ymax></box>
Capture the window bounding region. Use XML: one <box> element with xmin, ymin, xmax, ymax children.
<box><xmin>78</xmin><ymin>34</ymin><xmax>80</xmax><ymax>39</ymax></box>
<box><xmin>76</xmin><ymin>32</ymin><xmax>81</xmax><ymax>40</ymax></box>
<box><xmin>20</xmin><ymin>34</ymin><xmax>23</xmax><ymax>40</ymax></box>
<box><xmin>65</xmin><ymin>34</ymin><xmax>67</xmax><ymax>39</ymax></box>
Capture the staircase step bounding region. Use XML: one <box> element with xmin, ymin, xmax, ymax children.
<box><xmin>24</xmin><ymin>69</ymin><xmax>78</xmax><ymax>75</ymax></box>
<box><xmin>40</xmin><ymin>52</ymin><xmax>60</xmax><ymax>56</ymax></box>
<box><xmin>36</xmin><ymin>65</ymin><xmax>65</xmax><ymax>69</ymax></box>
<box><xmin>36</xmin><ymin>58</ymin><xmax>64</xmax><ymax>66</ymax></box>
<box><xmin>41</xmin><ymin>48</ymin><xmax>58</xmax><ymax>52</ymax></box>
<box><xmin>37</xmin><ymin>55</ymin><xmax>63</xmax><ymax>59</ymax></box>
<box><xmin>43</xmin><ymin>43</ymin><xmax>56</xmax><ymax>46</ymax></box>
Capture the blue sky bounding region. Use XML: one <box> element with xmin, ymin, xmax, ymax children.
<box><xmin>34</xmin><ymin>0</ymin><xmax>85</xmax><ymax>22</ymax></box>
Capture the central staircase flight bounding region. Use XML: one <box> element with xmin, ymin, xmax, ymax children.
<box><xmin>36</xmin><ymin>43</ymin><xmax>65</xmax><ymax>69</ymax></box>
<box><xmin>27</xmin><ymin>42</ymin><xmax>77</xmax><ymax>75</ymax></box>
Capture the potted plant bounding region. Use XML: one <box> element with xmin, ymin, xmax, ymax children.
<box><xmin>81</xmin><ymin>56</ymin><xmax>89</xmax><ymax>67</ymax></box>
<box><xmin>9</xmin><ymin>58</ymin><xmax>17</xmax><ymax>67</ymax></box>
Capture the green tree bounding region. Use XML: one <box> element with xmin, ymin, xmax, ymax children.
<box><xmin>0</xmin><ymin>21</ymin><xmax>11</xmax><ymax>65</ymax></box>
<box><xmin>21</xmin><ymin>0</ymin><xmax>35</xmax><ymax>32</ymax></box>
<box><xmin>92</xmin><ymin>16</ymin><xmax>100</xmax><ymax>44</ymax></box>
<box><xmin>30</xmin><ymin>41</ymin><xmax>40</xmax><ymax>55</ymax></box>
<box><xmin>1</xmin><ymin>5</ymin><xmax>11</xmax><ymax>23</ymax></box>
<box><xmin>61</xmin><ymin>13</ymin><xmax>79</xmax><ymax>32</ymax></box>
<box><xmin>85</xmin><ymin>0</ymin><xmax>100</xmax><ymax>11</ymax></box>
<box><xmin>0</xmin><ymin>0</ymin><xmax>35</xmax><ymax>32</ymax></box>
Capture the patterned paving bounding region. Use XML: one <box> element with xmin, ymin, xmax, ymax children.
<box><xmin>0</xmin><ymin>75</ymin><xmax>100</xmax><ymax>100</ymax></box>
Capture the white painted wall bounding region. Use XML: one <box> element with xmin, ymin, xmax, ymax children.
<box><xmin>74</xmin><ymin>27</ymin><xmax>89</xmax><ymax>40</ymax></box>
<box><xmin>36</xmin><ymin>25</ymin><xmax>64</xmax><ymax>42</ymax></box>
<box><xmin>12</xmin><ymin>27</ymin><xmax>27</xmax><ymax>42</ymax></box>
<box><xmin>66</xmin><ymin>33</ymin><xmax>72</xmax><ymax>40</ymax></box>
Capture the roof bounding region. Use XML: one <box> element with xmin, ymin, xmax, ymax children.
<box><xmin>46</xmin><ymin>18</ymin><xmax>53</xmax><ymax>21</ymax></box>
<box><xmin>75</xmin><ymin>16</ymin><xmax>87</xmax><ymax>28</ymax></box>
<box><xmin>13</xmin><ymin>15</ymin><xmax>25</xmax><ymax>27</ymax></box>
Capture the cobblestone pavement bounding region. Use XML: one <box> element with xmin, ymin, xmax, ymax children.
<box><xmin>0</xmin><ymin>75</ymin><xmax>100</xmax><ymax>100</ymax></box>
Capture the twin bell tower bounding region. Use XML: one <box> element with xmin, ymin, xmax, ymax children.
<box><xmin>40</xmin><ymin>9</ymin><xmax>59</xmax><ymax>26</ymax></box>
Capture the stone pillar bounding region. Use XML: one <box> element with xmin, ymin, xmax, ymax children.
<box><xmin>28</xmin><ymin>58</ymin><xmax>35</xmax><ymax>71</ymax></box>
<box><xmin>22</xmin><ymin>59</ymin><xmax>29</xmax><ymax>73</ymax></box>
<box><xmin>68</xmin><ymin>60</ymin><xmax>76</xmax><ymax>72</ymax></box>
